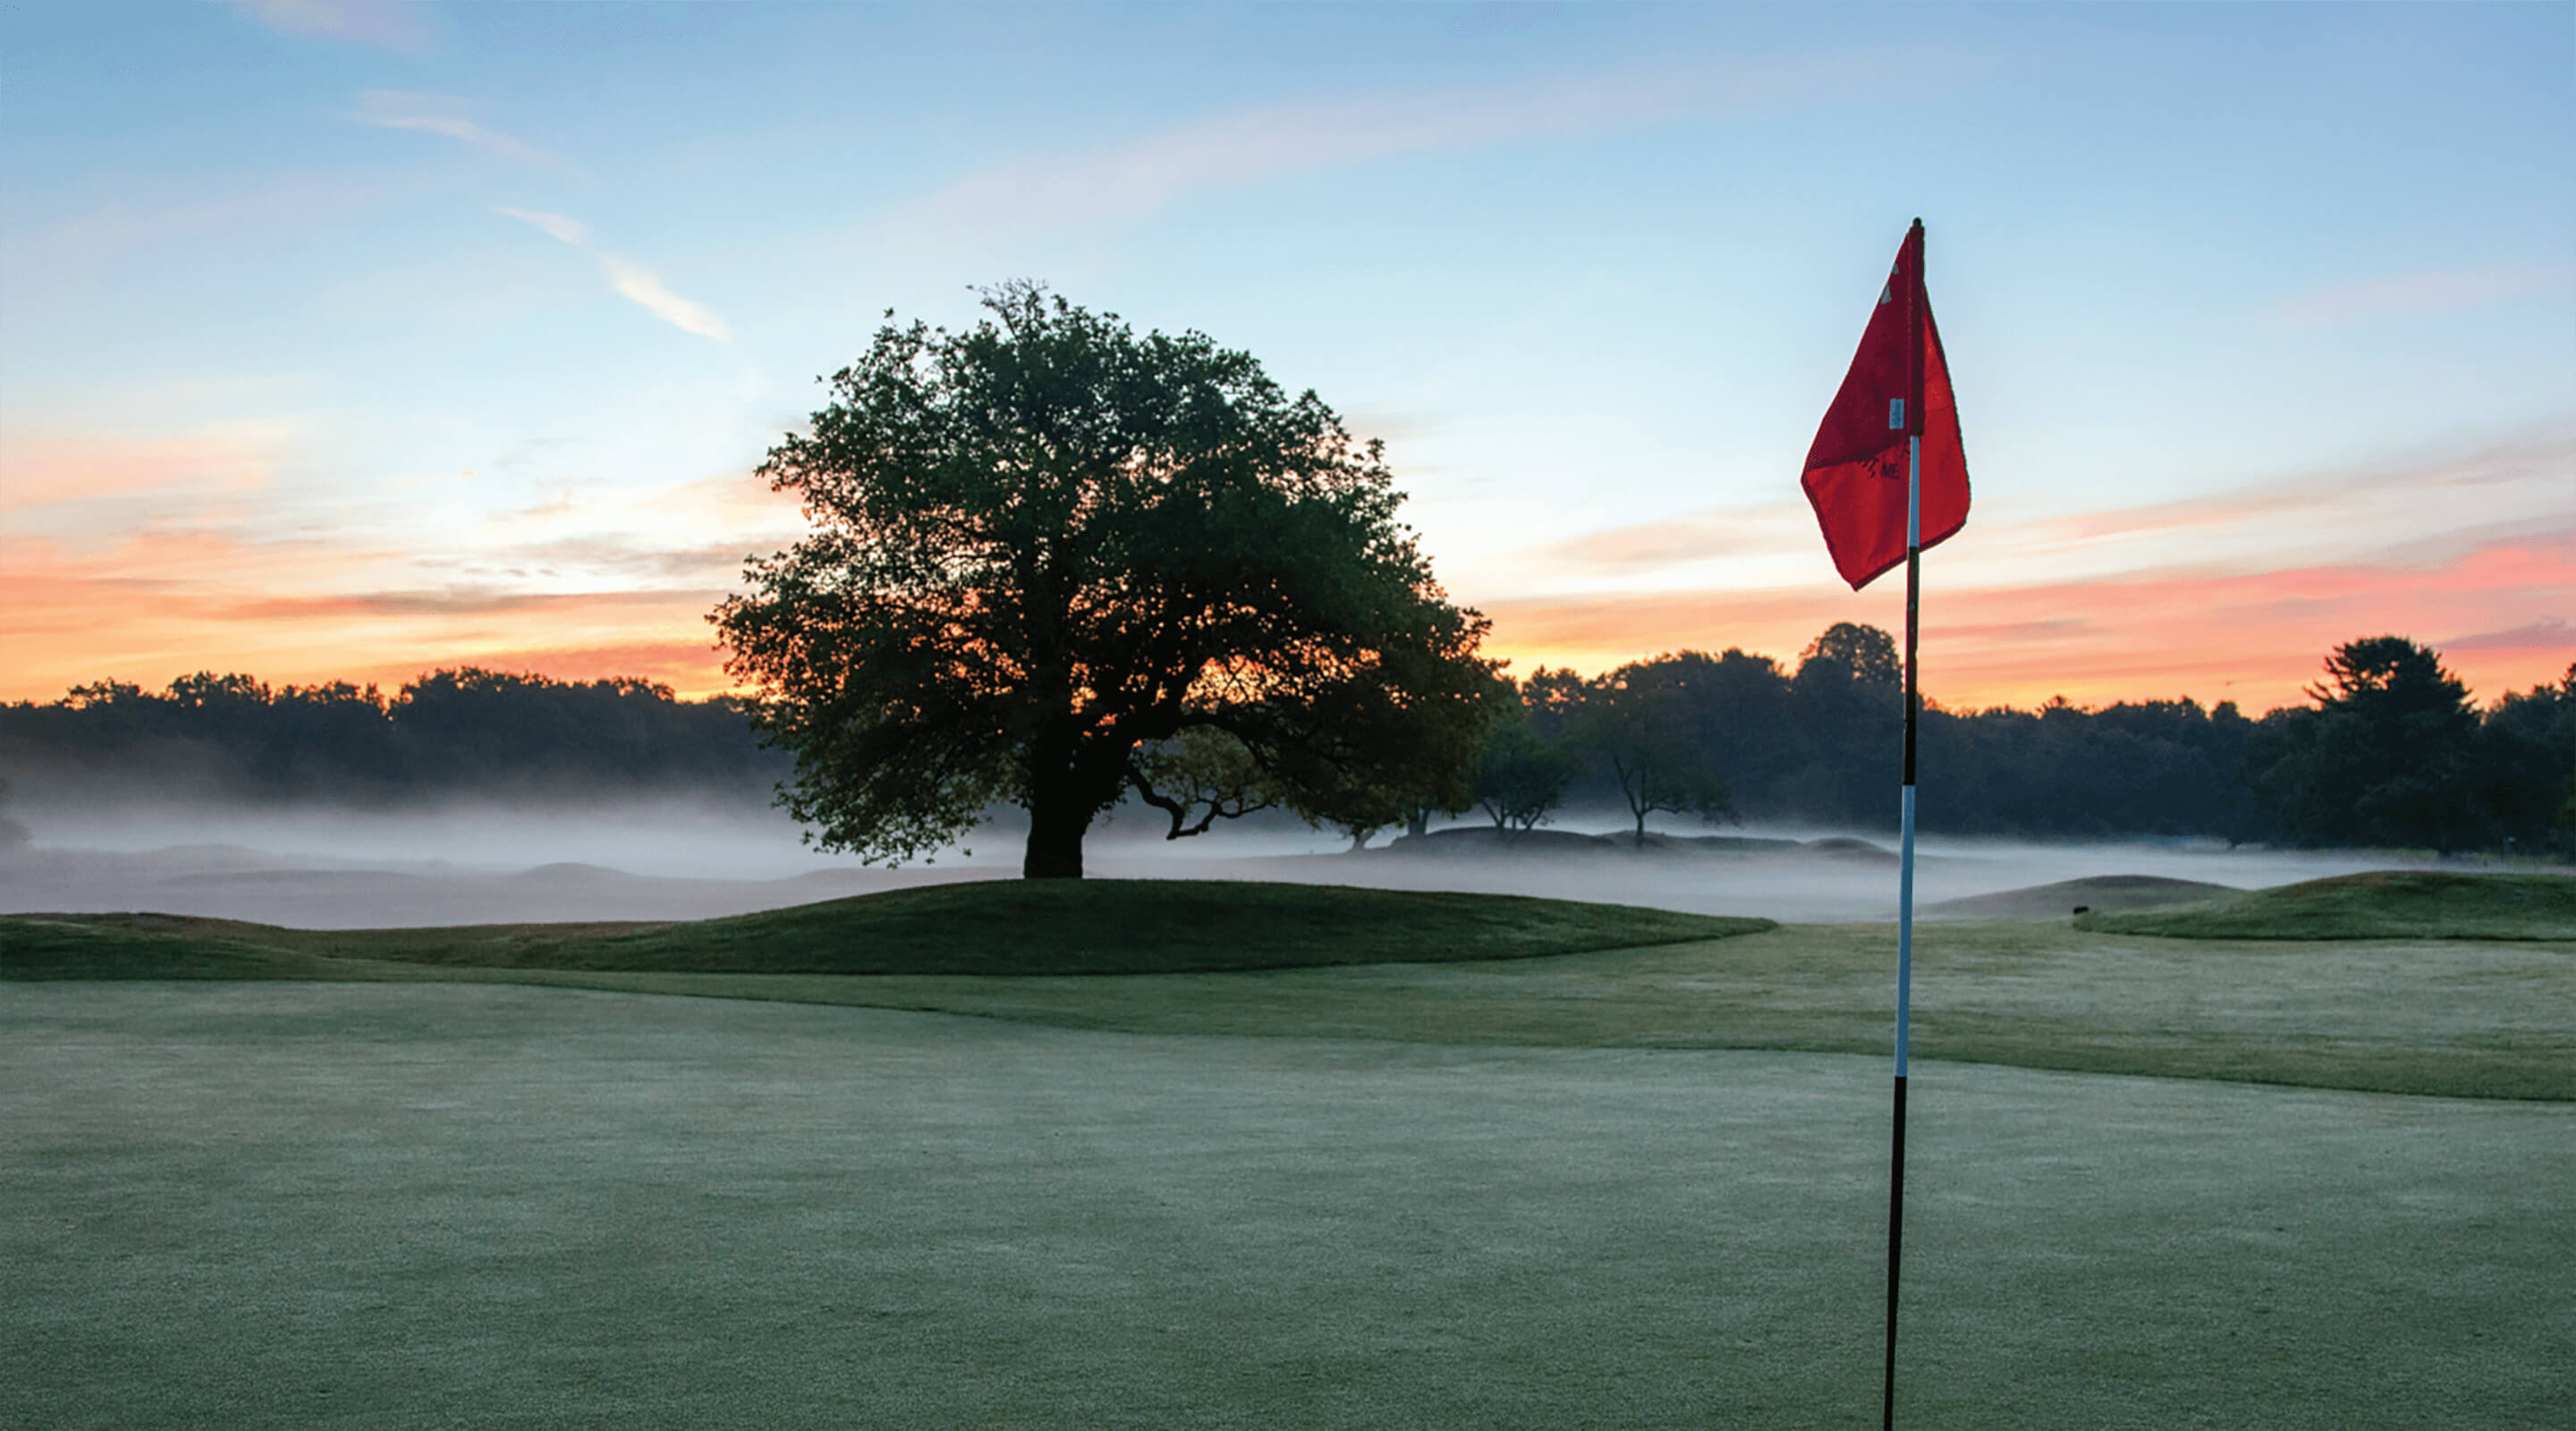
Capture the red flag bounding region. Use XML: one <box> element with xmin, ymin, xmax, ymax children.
<box><xmin>1801</xmin><ymin>220</ymin><xmax>1969</xmax><ymax>589</ymax></box>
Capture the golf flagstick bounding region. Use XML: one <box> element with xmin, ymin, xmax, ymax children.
<box><xmin>1883</xmin><ymin>433</ymin><xmax>1919</xmax><ymax>1431</ymax></box>
<box><xmin>1792</xmin><ymin>217</ymin><xmax>1968</xmax><ymax>1430</ymax></box>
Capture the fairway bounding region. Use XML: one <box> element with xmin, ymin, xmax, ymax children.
<box><xmin>4</xmin><ymin>981</ymin><xmax>2568</xmax><ymax>1430</ymax></box>
<box><xmin>12</xmin><ymin>875</ymin><xmax>2573</xmax><ymax>1101</ymax></box>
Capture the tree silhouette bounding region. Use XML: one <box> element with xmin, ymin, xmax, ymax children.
<box><xmin>1572</xmin><ymin>659</ymin><xmax>1732</xmax><ymax>843</ymax></box>
<box><xmin>2244</xmin><ymin>636</ymin><xmax>2484</xmax><ymax>851</ymax></box>
<box><xmin>1472</xmin><ymin>703</ymin><xmax>1573</xmax><ymax>840</ymax></box>
<box><xmin>711</xmin><ymin>284</ymin><xmax>1499</xmax><ymax>877</ymax></box>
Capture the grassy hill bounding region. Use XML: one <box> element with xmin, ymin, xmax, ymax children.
<box><xmin>0</xmin><ymin>880</ymin><xmax>1771</xmax><ymax>979</ymax></box>
<box><xmin>1929</xmin><ymin>874</ymin><xmax>2240</xmax><ymax>919</ymax></box>
<box><xmin>2074</xmin><ymin>870</ymin><xmax>2576</xmax><ymax>941</ymax></box>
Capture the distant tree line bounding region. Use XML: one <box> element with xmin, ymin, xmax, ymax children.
<box><xmin>2234</xmin><ymin>637</ymin><xmax>2573</xmax><ymax>854</ymax></box>
<box><xmin>1467</xmin><ymin>624</ymin><xmax>2574</xmax><ymax>857</ymax></box>
<box><xmin>0</xmin><ymin>668</ymin><xmax>787</xmax><ymax>807</ymax></box>
<box><xmin>4</xmin><ymin>632</ymin><xmax>2568</xmax><ymax>855</ymax></box>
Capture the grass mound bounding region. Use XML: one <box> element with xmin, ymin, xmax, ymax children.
<box><xmin>1933</xmin><ymin>874</ymin><xmax>2241</xmax><ymax>919</ymax></box>
<box><xmin>2075</xmin><ymin>870</ymin><xmax>2576</xmax><ymax>941</ymax></box>
<box><xmin>0</xmin><ymin>914</ymin><xmax>360</xmax><ymax>981</ymax></box>
<box><xmin>2</xmin><ymin>880</ymin><xmax>1771</xmax><ymax>979</ymax></box>
<box><xmin>7</xmin><ymin>893</ymin><xmax>2568</xmax><ymax>1100</ymax></box>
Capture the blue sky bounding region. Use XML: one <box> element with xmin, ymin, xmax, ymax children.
<box><xmin>4</xmin><ymin>1</ymin><xmax>2570</xmax><ymax>708</ymax></box>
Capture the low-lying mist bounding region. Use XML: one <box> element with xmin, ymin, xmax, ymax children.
<box><xmin>0</xmin><ymin>793</ymin><xmax>2513</xmax><ymax>932</ymax></box>
<box><xmin>4</xmin><ymin>782</ymin><xmax>2534</xmax><ymax>926</ymax></box>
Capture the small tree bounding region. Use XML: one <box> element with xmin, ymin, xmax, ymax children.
<box><xmin>712</xmin><ymin>284</ymin><xmax>1501</xmax><ymax>877</ymax></box>
<box><xmin>1473</xmin><ymin>704</ymin><xmax>1574</xmax><ymax>841</ymax></box>
<box><xmin>1800</xmin><ymin>622</ymin><xmax>1900</xmax><ymax>685</ymax></box>
<box><xmin>1572</xmin><ymin>659</ymin><xmax>1733</xmax><ymax>844</ymax></box>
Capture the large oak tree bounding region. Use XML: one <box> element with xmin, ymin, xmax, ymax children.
<box><xmin>711</xmin><ymin>284</ymin><xmax>1501</xmax><ymax>877</ymax></box>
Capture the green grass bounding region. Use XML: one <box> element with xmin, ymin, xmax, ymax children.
<box><xmin>6</xmin><ymin>881</ymin><xmax>2570</xmax><ymax>1101</ymax></box>
<box><xmin>7</xmin><ymin>878</ymin><xmax>2572</xmax><ymax>1424</ymax></box>
<box><xmin>4</xmin><ymin>982</ymin><xmax>2568</xmax><ymax>1430</ymax></box>
<box><xmin>0</xmin><ymin>880</ymin><xmax>1770</xmax><ymax>978</ymax></box>
<box><xmin>535</xmin><ymin>919</ymin><xmax>2569</xmax><ymax>1102</ymax></box>
<box><xmin>2076</xmin><ymin>869</ymin><xmax>2576</xmax><ymax>941</ymax></box>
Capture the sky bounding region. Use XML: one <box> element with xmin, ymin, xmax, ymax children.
<box><xmin>3</xmin><ymin>1</ymin><xmax>2571</xmax><ymax>715</ymax></box>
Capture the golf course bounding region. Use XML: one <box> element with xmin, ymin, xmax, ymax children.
<box><xmin>4</xmin><ymin>869</ymin><xmax>2570</xmax><ymax>1428</ymax></box>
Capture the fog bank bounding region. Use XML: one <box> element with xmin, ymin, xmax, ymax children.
<box><xmin>0</xmin><ymin>798</ymin><xmax>2531</xmax><ymax>930</ymax></box>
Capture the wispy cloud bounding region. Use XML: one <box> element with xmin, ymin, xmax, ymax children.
<box><xmin>499</xmin><ymin>208</ymin><xmax>732</xmax><ymax>342</ymax></box>
<box><xmin>498</xmin><ymin>537</ymin><xmax>760</xmax><ymax>583</ymax></box>
<box><xmin>2440</xmin><ymin>615</ymin><xmax>2572</xmax><ymax>655</ymax></box>
<box><xmin>597</xmin><ymin>256</ymin><xmax>731</xmax><ymax>342</ymax></box>
<box><xmin>504</xmin><ymin>208</ymin><xmax>589</xmax><ymax>246</ymax></box>
<box><xmin>0</xmin><ymin>420</ymin><xmax>301</xmax><ymax>514</ymax></box>
<box><xmin>0</xmin><ymin>522</ymin><xmax>737</xmax><ymax>700</ymax></box>
<box><xmin>1492</xmin><ymin>419</ymin><xmax>2572</xmax><ymax>601</ymax></box>
<box><xmin>1473</xmin><ymin>528</ymin><xmax>2576</xmax><ymax>712</ymax></box>
<box><xmin>230</xmin><ymin>0</ymin><xmax>437</xmax><ymax>55</ymax></box>
<box><xmin>903</xmin><ymin>50</ymin><xmax>1970</xmax><ymax>232</ymax></box>
<box><xmin>4</xmin><ymin>172</ymin><xmax>402</xmax><ymax>267</ymax></box>
<box><xmin>2267</xmin><ymin>262</ymin><xmax>2576</xmax><ymax>327</ymax></box>
<box><xmin>223</xmin><ymin>587</ymin><xmax>723</xmax><ymax>620</ymax></box>
<box><xmin>1521</xmin><ymin>503</ymin><xmax>1809</xmax><ymax>573</ymax></box>
<box><xmin>352</xmin><ymin>91</ymin><xmax>561</xmax><ymax>166</ymax></box>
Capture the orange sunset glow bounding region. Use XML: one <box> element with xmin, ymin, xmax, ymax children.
<box><xmin>7</xmin><ymin>410</ymin><xmax>2572</xmax><ymax>714</ymax></box>
<box><xmin>10</xmin><ymin>512</ymin><xmax>2569</xmax><ymax>715</ymax></box>
<box><xmin>4</xmin><ymin>3</ymin><xmax>2569</xmax><ymax>724</ymax></box>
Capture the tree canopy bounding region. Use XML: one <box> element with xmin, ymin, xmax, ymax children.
<box><xmin>0</xmin><ymin>667</ymin><xmax>777</xmax><ymax>808</ymax></box>
<box><xmin>2237</xmin><ymin>637</ymin><xmax>2561</xmax><ymax>853</ymax></box>
<box><xmin>710</xmin><ymin>284</ymin><xmax>1501</xmax><ymax>877</ymax></box>
<box><xmin>1567</xmin><ymin>659</ymin><xmax>1732</xmax><ymax>842</ymax></box>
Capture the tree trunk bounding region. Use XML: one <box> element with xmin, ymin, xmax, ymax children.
<box><xmin>1022</xmin><ymin>797</ymin><xmax>1089</xmax><ymax>878</ymax></box>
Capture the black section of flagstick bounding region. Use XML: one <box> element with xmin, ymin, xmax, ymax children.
<box><xmin>1882</xmin><ymin>1072</ymin><xmax>1909</xmax><ymax>1430</ymax></box>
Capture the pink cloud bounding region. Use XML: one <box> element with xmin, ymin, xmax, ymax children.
<box><xmin>0</xmin><ymin>424</ymin><xmax>293</xmax><ymax>512</ymax></box>
<box><xmin>2441</xmin><ymin>616</ymin><xmax>2572</xmax><ymax>654</ymax></box>
<box><xmin>1478</xmin><ymin>529</ymin><xmax>2576</xmax><ymax>713</ymax></box>
<box><xmin>0</xmin><ymin>509</ymin><xmax>756</xmax><ymax>702</ymax></box>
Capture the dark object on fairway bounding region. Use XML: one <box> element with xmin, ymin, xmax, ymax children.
<box><xmin>2074</xmin><ymin>870</ymin><xmax>2576</xmax><ymax>941</ymax></box>
<box><xmin>0</xmin><ymin>880</ymin><xmax>1775</xmax><ymax>980</ymax></box>
<box><xmin>1930</xmin><ymin>875</ymin><xmax>2240</xmax><ymax>919</ymax></box>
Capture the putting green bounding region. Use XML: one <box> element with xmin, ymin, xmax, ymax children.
<box><xmin>2</xmin><ymin>982</ymin><xmax>2564</xmax><ymax>1429</ymax></box>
